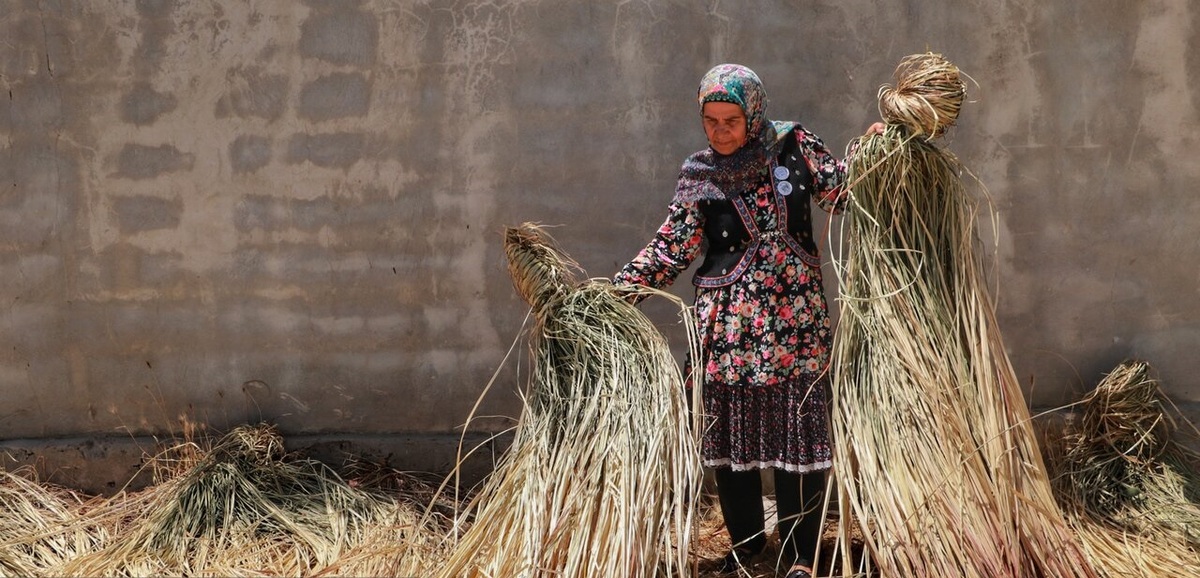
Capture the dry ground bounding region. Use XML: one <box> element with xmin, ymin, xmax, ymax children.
<box><xmin>692</xmin><ymin>492</ymin><xmax>871</xmax><ymax>578</ymax></box>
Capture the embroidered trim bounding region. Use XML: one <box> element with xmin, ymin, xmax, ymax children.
<box><xmin>703</xmin><ymin>458</ymin><xmax>833</xmax><ymax>473</ymax></box>
<box><xmin>692</xmin><ymin>130</ymin><xmax>822</xmax><ymax>287</ymax></box>
<box><xmin>783</xmin><ymin>235</ymin><xmax>822</xmax><ymax>269</ymax></box>
<box><xmin>694</xmin><ymin>194</ymin><xmax>758</xmax><ymax>288</ymax></box>
<box><xmin>775</xmin><ymin>144</ymin><xmax>822</xmax><ymax>268</ymax></box>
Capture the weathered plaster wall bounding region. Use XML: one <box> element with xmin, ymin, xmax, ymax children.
<box><xmin>1</xmin><ymin>0</ymin><xmax>1197</xmax><ymax>492</ymax></box>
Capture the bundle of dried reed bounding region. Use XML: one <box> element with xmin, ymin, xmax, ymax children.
<box><xmin>306</xmin><ymin>466</ymin><xmax>459</xmax><ymax>578</ymax></box>
<box><xmin>435</xmin><ymin>223</ymin><xmax>701</xmax><ymax>577</ymax></box>
<box><xmin>58</xmin><ymin>423</ymin><xmax>398</xmax><ymax>576</ymax></box>
<box><xmin>1049</xmin><ymin>359</ymin><xmax>1200</xmax><ymax>576</ymax></box>
<box><xmin>827</xmin><ymin>53</ymin><xmax>1096</xmax><ymax>577</ymax></box>
<box><xmin>877</xmin><ymin>53</ymin><xmax>968</xmax><ymax>138</ymax></box>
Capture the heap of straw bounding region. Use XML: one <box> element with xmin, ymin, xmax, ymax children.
<box><xmin>0</xmin><ymin>426</ymin><xmax>451</xmax><ymax>577</ymax></box>
<box><xmin>0</xmin><ymin>469</ymin><xmax>107</xmax><ymax>576</ymax></box>
<box><xmin>436</xmin><ymin>223</ymin><xmax>701</xmax><ymax>577</ymax></box>
<box><xmin>1049</xmin><ymin>359</ymin><xmax>1200</xmax><ymax>576</ymax></box>
<box><xmin>58</xmin><ymin>423</ymin><xmax>399</xmax><ymax>576</ymax></box>
<box><xmin>828</xmin><ymin>53</ymin><xmax>1097</xmax><ymax>577</ymax></box>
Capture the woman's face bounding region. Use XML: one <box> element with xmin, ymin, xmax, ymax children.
<box><xmin>702</xmin><ymin>101</ymin><xmax>748</xmax><ymax>155</ymax></box>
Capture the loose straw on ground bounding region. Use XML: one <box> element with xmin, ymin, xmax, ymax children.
<box><xmin>0</xmin><ymin>427</ymin><xmax>450</xmax><ymax>577</ymax></box>
<box><xmin>435</xmin><ymin>223</ymin><xmax>702</xmax><ymax>578</ymax></box>
<box><xmin>58</xmin><ymin>423</ymin><xmax>403</xmax><ymax>577</ymax></box>
<box><xmin>1047</xmin><ymin>359</ymin><xmax>1200</xmax><ymax>577</ymax></box>
<box><xmin>0</xmin><ymin>469</ymin><xmax>108</xmax><ymax>576</ymax></box>
<box><xmin>828</xmin><ymin>52</ymin><xmax>1097</xmax><ymax>577</ymax></box>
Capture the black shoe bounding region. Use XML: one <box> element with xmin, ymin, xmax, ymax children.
<box><xmin>716</xmin><ymin>548</ymin><xmax>760</xmax><ymax>574</ymax></box>
<box><xmin>783</xmin><ymin>564</ymin><xmax>813</xmax><ymax>578</ymax></box>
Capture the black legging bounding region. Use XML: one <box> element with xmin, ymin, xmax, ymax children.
<box><xmin>714</xmin><ymin>467</ymin><xmax>826</xmax><ymax>568</ymax></box>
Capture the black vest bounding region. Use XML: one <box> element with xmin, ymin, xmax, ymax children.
<box><xmin>692</xmin><ymin>134</ymin><xmax>822</xmax><ymax>288</ymax></box>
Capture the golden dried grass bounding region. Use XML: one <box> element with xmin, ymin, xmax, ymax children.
<box><xmin>0</xmin><ymin>468</ymin><xmax>109</xmax><ymax>576</ymax></box>
<box><xmin>52</xmin><ymin>424</ymin><xmax>435</xmax><ymax>577</ymax></box>
<box><xmin>828</xmin><ymin>53</ymin><xmax>1096</xmax><ymax>577</ymax></box>
<box><xmin>433</xmin><ymin>222</ymin><xmax>702</xmax><ymax>577</ymax></box>
<box><xmin>877</xmin><ymin>52</ymin><xmax>968</xmax><ymax>139</ymax></box>
<box><xmin>1048</xmin><ymin>359</ymin><xmax>1200</xmax><ymax>577</ymax></box>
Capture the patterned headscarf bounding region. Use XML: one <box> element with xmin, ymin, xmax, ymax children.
<box><xmin>696</xmin><ymin>64</ymin><xmax>772</xmax><ymax>147</ymax></box>
<box><xmin>675</xmin><ymin>64</ymin><xmax>796</xmax><ymax>202</ymax></box>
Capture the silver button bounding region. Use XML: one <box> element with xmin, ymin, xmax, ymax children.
<box><xmin>773</xmin><ymin>166</ymin><xmax>790</xmax><ymax>180</ymax></box>
<box><xmin>721</xmin><ymin>230</ymin><xmax>728</xmax><ymax>238</ymax></box>
<box><xmin>777</xmin><ymin>181</ymin><xmax>793</xmax><ymax>196</ymax></box>
<box><xmin>721</xmin><ymin>268</ymin><xmax>727</xmax><ymax>274</ymax></box>
<box><xmin>728</xmin><ymin>246</ymin><xmax>735</xmax><ymax>252</ymax></box>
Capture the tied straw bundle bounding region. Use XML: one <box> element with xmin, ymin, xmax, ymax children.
<box><xmin>436</xmin><ymin>223</ymin><xmax>701</xmax><ymax>577</ymax></box>
<box><xmin>828</xmin><ymin>52</ymin><xmax>1097</xmax><ymax>577</ymax></box>
<box><xmin>877</xmin><ymin>54</ymin><xmax>967</xmax><ymax>139</ymax></box>
<box><xmin>1049</xmin><ymin>359</ymin><xmax>1200</xmax><ymax>577</ymax></box>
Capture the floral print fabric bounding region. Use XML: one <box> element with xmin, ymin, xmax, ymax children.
<box><xmin>614</xmin><ymin>126</ymin><xmax>848</xmax><ymax>472</ymax></box>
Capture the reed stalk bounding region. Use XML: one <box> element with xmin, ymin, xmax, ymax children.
<box><xmin>1048</xmin><ymin>360</ymin><xmax>1200</xmax><ymax>577</ymax></box>
<box><xmin>828</xmin><ymin>53</ymin><xmax>1097</xmax><ymax>577</ymax></box>
<box><xmin>0</xmin><ymin>469</ymin><xmax>108</xmax><ymax>576</ymax></box>
<box><xmin>58</xmin><ymin>423</ymin><xmax>398</xmax><ymax>576</ymax></box>
<box><xmin>435</xmin><ymin>223</ymin><xmax>702</xmax><ymax>578</ymax></box>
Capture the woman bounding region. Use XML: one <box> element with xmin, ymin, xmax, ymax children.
<box><xmin>613</xmin><ymin>64</ymin><xmax>879</xmax><ymax>578</ymax></box>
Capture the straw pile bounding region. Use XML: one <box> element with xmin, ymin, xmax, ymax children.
<box><xmin>435</xmin><ymin>223</ymin><xmax>701</xmax><ymax>577</ymax></box>
<box><xmin>1049</xmin><ymin>359</ymin><xmax>1200</xmax><ymax>577</ymax></box>
<box><xmin>51</xmin><ymin>424</ymin><xmax>440</xmax><ymax>577</ymax></box>
<box><xmin>305</xmin><ymin>464</ymin><xmax>458</xmax><ymax>578</ymax></box>
<box><xmin>0</xmin><ymin>469</ymin><xmax>108</xmax><ymax>576</ymax></box>
<box><xmin>0</xmin><ymin>424</ymin><xmax>454</xmax><ymax>577</ymax></box>
<box><xmin>828</xmin><ymin>52</ymin><xmax>1097</xmax><ymax>577</ymax></box>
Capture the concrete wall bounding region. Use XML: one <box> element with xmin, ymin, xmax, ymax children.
<box><xmin>1</xmin><ymin>0</ymin><xmax>1197</xmax><ymax>493</ymax></box>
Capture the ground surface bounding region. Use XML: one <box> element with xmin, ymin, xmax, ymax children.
<box><xmin>692</xmin><ymin>493</ymin><xmax>871</xmax><ymax>578</ymax></box>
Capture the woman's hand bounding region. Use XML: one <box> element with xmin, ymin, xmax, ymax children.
<box><xmin>847</xmin><ymin>122</ymin><xmax>888</xmax><ymax>157</ymax></box>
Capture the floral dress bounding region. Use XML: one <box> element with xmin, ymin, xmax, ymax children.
<box><xmin>614</xmin><ymin>126</ymin><xmax>848</xmax><ymax>473</ymax></box>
